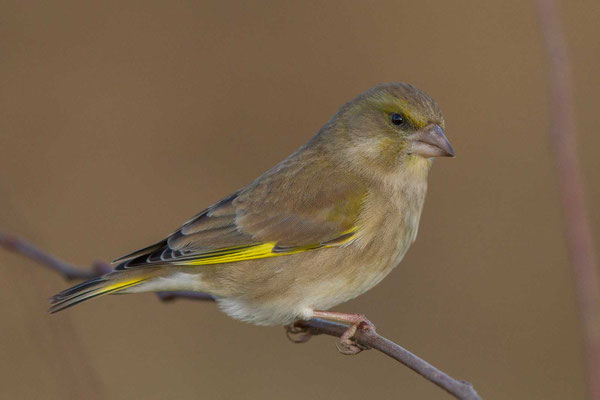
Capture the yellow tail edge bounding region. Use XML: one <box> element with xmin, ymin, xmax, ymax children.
<box><xmin>49</xmin><ymin>276</ymin><xmax>148</xmax><ymax>313</ymax></box>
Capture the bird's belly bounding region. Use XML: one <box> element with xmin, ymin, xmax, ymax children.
<box><xmin>304</xmin><ymin>231</ymin><xmax>415</xmax><ymax>310</ymax></box>
<box><xmin>296</xmin><ymin>258</ymin><xmax>397</xmax><ymax>311</ymax></box>
<box><xmin>212</xmin><ymin>228</ymin><xmax>415</xmax><ymax>326</ymax></box>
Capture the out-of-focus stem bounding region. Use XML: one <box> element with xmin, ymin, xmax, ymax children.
<box><xmin>534</xmin><ymin>1</ymin><xmax>600</xmax><ymax>398</ymax></box>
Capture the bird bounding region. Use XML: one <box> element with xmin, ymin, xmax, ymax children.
<box><xmin>50</xmin><ymin>82</ymin><xmax>454</xmax><ymax>353</ymax></box>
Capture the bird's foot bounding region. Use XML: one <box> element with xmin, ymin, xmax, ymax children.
<box><xmin>312</xmin><ymin>311</ymin><xmax>375</xmax><ymax>355</ymax></box>
<box><xmin>284</xmin><ymin>323</ymin><xmax>313</xmax><ymax>344</ymax></box>
<box><xmin>336</xmin><ymin>316</ymin><xmax>374</xmax><ymax>355</ymax></box>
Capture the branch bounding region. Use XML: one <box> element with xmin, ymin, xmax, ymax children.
<box><xmin>295</xmin><ymin>319</ymin><xmax>481</xmax><ymax>399</ymax></box>
<box><xmin>0</xmin><ymin>233</ymin><xmax>111</xmax><ymax>279</ymax></box>
<box><xmin>156</xmin><ymin>291</ymin><xmax>215</xmax><ymax>302</ymax></box>
<box><xmin>0</xmin><ymin>233</ymin><xmax>480</xmax><ymax>400</ymax></box>
<box><xmin>534</xmin><ymin>2</ymin><xmax>600</xmax><ymax>399</ymax></box>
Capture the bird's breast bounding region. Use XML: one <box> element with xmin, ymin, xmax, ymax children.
<box><xmin>336</xmin><ymin>171</ymin><xmax>429</xmax><ymax>297</ymax></box>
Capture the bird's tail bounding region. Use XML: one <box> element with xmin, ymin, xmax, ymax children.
<box><xmin>49</xmin><ymin>271</ymin><xmax>153</xmax><ymax>313</ymax></box>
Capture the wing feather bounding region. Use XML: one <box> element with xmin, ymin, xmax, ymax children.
<box><xmin>114</xmin><ymin>148</ymin><xmax>367</xmax><ymax>270</ymax></box>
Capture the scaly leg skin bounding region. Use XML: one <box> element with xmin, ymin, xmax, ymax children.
<box><xmin>312</xmin><ymin>311</ymin><xmax>376</xmax><ymax>355</ymax></box>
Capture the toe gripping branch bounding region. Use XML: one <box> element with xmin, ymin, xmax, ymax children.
<box><xmin>286</xmin><ymin>313</ymin><xmax>375</xmax><ymax>355</ymax></box>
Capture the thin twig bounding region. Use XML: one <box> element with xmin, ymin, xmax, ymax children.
<box><xmin>0</xmin><ymin>233</ymin><xmax>110</xmax><ymax>279</ymax></box>
<box><xmin>0</xmin><ymin>232</ymin><xmax>480</xmax><ymax>400</ymax></box>
<box><xmin>534</xmin><ymin>1</ymin><xmax>600</xmax><ymax>399</ymax></box>
<box><xmin>295</xmin><ymin>319</ymin><xmax>481</xmax><ymax>399</ymax></box>
<box><xmin>156</xmin><ymin>291</ymin><xmax>215</xmax><ymax>302</ymax></box>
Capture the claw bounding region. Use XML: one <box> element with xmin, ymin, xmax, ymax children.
<box><xmin>285</xmin><ymin>323</ymin><xmax>313</xmax><ymax>344</ymax></box>
<box><xmin>336</xmin><ymin>318</ymin><xmax>374</xmax><ymax>355</ymax></box>
<box><xmin>336</xmin><ymin>339</ymin><xmax>366</xmax><ymax>355</ymax></box>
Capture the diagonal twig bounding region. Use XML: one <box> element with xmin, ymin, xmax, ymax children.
<box><xmin>0</xmin><ymin>232</ymin><xmax>481</xmax><ymax>400</ymax></box>
<box><xmin>0</xmin><ymin>233</ymin><xmax>111</xmax><ymax>279</ymax></box>
<box><xmin>295</xmin><ymin>319</ymin><xmax>481</xmax><ymax>399</ymax></box>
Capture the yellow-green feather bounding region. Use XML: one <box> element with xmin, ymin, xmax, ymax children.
<box><xmin>175</xmin><ymin>228</ymin><xmax>357</xmax><ymax>266</ymax></box>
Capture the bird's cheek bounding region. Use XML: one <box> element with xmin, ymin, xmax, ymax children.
<box><xmin>377</xmin><ymin>137</ymin><xmax>405</xmax><ymax>162</ymax></box>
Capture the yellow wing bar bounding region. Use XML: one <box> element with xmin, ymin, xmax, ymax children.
<box><xmin>175</xmin><ymin>229</ymin><xmax>357</xmax><ymax>266</ymax></box>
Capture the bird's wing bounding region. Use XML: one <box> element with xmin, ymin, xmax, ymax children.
<box><xmin>114</xmin><ymin>166</ymin><xmax>366</xmax><ymax>270</ymax></box>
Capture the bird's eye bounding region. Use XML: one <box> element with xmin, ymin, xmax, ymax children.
<box><xmin>390</xmin><ymin>113</ymin><xmax>405</xmax><ymax>126</ymax></box>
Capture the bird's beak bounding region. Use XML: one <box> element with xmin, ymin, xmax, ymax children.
<box><xmin>408</xmin><ymin>124</ymin><xmax>455</xmax><ymax>158</ymax></box>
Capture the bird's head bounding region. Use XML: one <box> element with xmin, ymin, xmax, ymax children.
<box><xmin>328</xmin><ymin>83</ymin><xmax>454</xmax><ymax>176</ymax></box>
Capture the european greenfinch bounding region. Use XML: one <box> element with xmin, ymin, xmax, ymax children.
<box><xmin>50</xmin><ymin>83</ymin><xmax>454</xmax><ymax>353</ymax></box>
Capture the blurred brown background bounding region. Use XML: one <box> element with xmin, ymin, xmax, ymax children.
<box><xmin>1</xmin><ymin>1</ymin><xmax>599</xmax><ymax>399</ymax></box>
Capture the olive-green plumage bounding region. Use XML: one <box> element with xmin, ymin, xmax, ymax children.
<box><xmin>50</xmin><ymin>83</ymin><xmax>454</xmax><ymax>326</ymax></box>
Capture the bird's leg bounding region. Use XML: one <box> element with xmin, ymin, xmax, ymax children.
<box><xmin>311</xmin><ymin>310</ymin><xmax>375</xmax><ymax>355</ymax></box>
